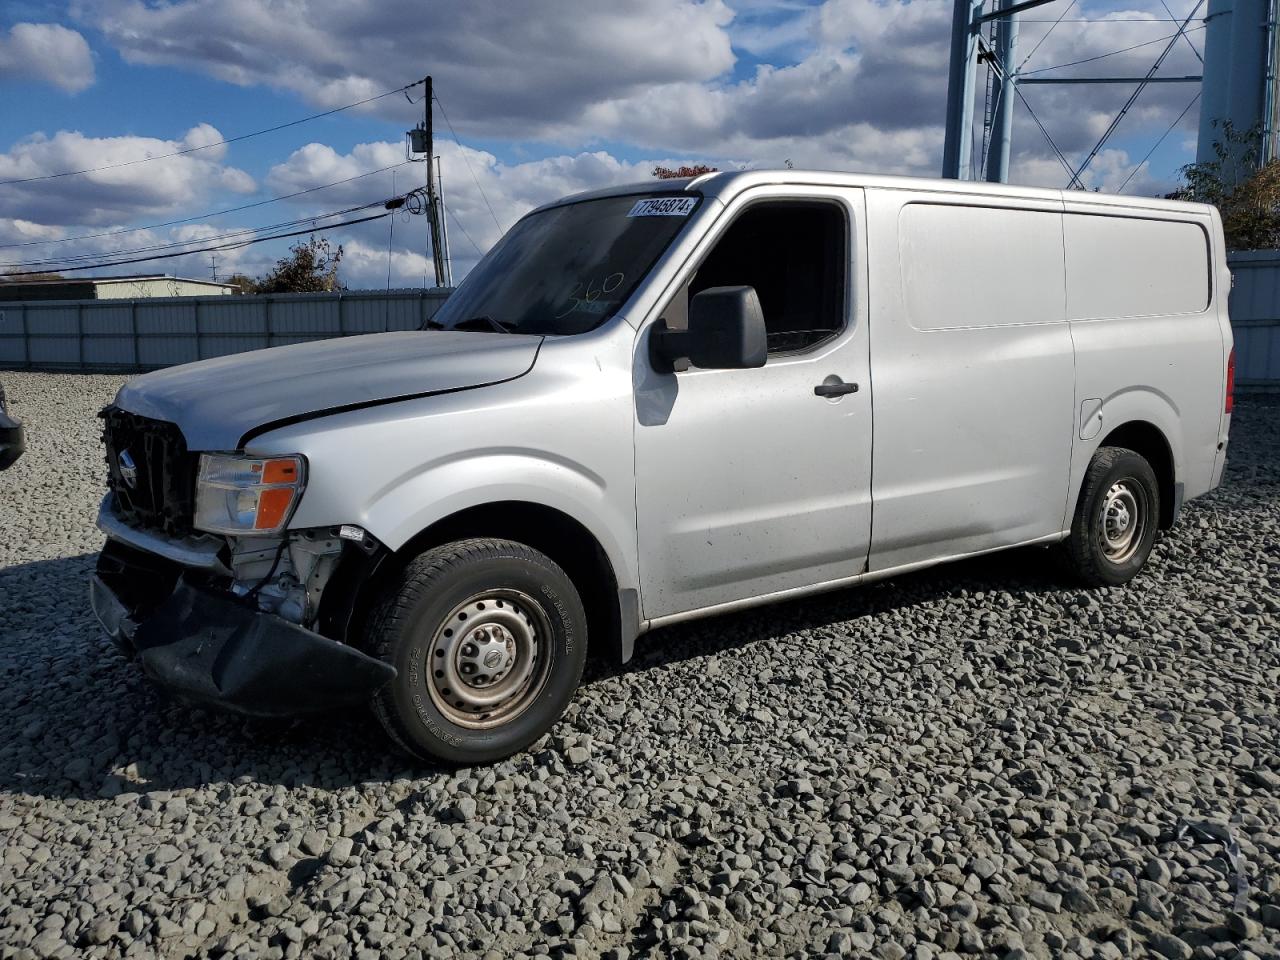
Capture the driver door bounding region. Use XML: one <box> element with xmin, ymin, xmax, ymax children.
<box><xmin>633</xmin><ymin>187</ymin><xmax>873</xmax><ymax>621</ymax></box>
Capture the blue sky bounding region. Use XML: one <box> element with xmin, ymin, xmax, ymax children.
<box><xmin>0</xmin><ymin>1</ymin><xmax>1209</xmax><ymax>288</ymax></box>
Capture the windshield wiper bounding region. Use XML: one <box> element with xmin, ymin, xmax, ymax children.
<box><xmin>452</xmin><ymin>315</ymin><xmax>517</xmax><ymax>334</ymax></box>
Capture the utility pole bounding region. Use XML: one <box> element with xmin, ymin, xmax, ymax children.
<box><xmin>408</xmin><ymin>77</ymin><xmax>451</xmax><ymax>288</ymax></box>
<box><xmin>943</xmin><ymin>0</ymin><xmax>984</xmax><ymax>179</ymax></box>
<box><xmin>946</xmin><ymin>0</ymin><xmax>1206</xmax><ymax>186</ymax></box>
<box><xmin>943</xmin><ymin>0</ymin><xmax>1058</xmax><ymax>181</ymax></box>
<box><xmin>209</xmin><ymin>252</ymin><xmax>218</xmax><ymax>283</ymax></box>
<box><xmin>986</xmin><ymin>0</ymin><xmax>1020</xmax><ymax>182</ymax></box>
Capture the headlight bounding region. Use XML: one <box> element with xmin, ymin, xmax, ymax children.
<box><xmin>193</xmin><ymin>453</ymin><xmax>306</xmax><ymax>535</ymax></box>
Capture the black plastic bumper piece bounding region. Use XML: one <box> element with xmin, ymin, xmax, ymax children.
<box><xmin>92</xmin><ymin>576</ymin><xmax>395</xmax><ymax>717</ymax></box>
<box><xmin>0</xmin><ymin>420</ymin><xmax>23</xmax><ymax>471</ymax></box>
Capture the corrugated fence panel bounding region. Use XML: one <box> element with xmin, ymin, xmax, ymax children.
<box><xmin>342</xmin><ymin>293</ymin><xmax>395</xmax><ymax>335</ymax></box>
<box><xmin>135</xmin><ymin>301</ymin><xmax>199</xmax><ymax>368</ymax></box>
<box><xmin>0</xmin><ymin>305</ymin><xmax>25</xmax><ymax>365</ymax></box>
<box><xmin>197</xmin><ymin>298</ymin><xmax>270</xmax><ymax>358</ymax></box>
<box><xmin>0</xmin><ymin>289</ymin><xmax>452</xmax><ymax>372</ymax></box>
<box><xmin>1228</xmin><ymin>250</ymin><xmax>1280</xmax><ymax>389</ymax></box>
<box><xmin>269</xmin><ymin>294</ymin><xmax>342</xmax><ymax>346</ymax></box>
<box><xmin>6</xmin><ymin>268</ymin><xmax>1280</xmax><ymax>387</ymax></box>
<box><xmin>25</xmin><ymin>305</ymin><xmax>81</xmax><ymax>366</ymax></box>
<box><xmin>82</xmin><ymin>303</ymin><xmax>135</xmax><ymax>366</ymax></box>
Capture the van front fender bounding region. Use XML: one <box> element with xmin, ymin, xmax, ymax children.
<box><xmin>358</xmin><ymin>447</ymin><xmax>639</xmax><ymax>594</ymax></box>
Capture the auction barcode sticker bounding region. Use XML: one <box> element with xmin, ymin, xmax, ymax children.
<box><xmin>627</xmin><ymin>196</ymin><xmax>697</xmax><ymax>217</ymax></box>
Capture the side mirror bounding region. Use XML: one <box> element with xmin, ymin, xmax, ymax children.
<box><xmin>651</xmin><ymin>285</ymin><xmax>768</xmax><ymax>372</ymax></box>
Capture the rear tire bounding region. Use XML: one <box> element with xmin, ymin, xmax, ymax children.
<box><xmin>1063</xmin><ymin>446</ymin><xmax>1160</xmax><ymax>587</ymax></box>
<box><xmin>367</xmin><ymin>538</ymin><xmax>587</xmax><ymax>765</ymax></box>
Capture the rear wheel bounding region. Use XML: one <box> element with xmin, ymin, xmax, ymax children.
<box><xmin>1062</xmin><ymin>446</ymin><xmax>1160</xmax><ymax>587</ymax></box>
<box><xmin>368</xmin><ymin>538</ymin><xmax>587</xmax><ymax>764</ymax></box>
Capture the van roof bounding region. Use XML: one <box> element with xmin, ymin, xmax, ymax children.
<box><xmin>537</xmin><ymin>168</ymin><xmax>1213</xmax><ymax>218</ymax></box>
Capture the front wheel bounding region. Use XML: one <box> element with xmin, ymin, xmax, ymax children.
<box><xmin>367</xmin><ymin>538</ymin><xmax>587</xmax><ymax>764</ymax></box>
<box><xmin>1062</xmin><ymin>446</ymin><xmax>1161</xmax><ymax>587</ymax></box>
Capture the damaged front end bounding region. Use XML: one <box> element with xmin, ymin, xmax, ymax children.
<box><xmin>91</xmin><ymin>407</ymin><xmax>393</xmax><ymax>716</ymax></box>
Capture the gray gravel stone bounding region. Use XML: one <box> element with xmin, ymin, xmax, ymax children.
<box><xmin>1</xmin><ymin>374</ymin><xmax>1278</xmax><ymax>960</ymax></box>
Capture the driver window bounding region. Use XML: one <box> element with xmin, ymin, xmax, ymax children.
<box><xmin>688</xmin><ymin>200</ymin><xmax>846</xmax><ymax>354</ymax></box>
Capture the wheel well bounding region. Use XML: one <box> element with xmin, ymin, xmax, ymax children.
<box><xmin>356</xmin><ymin>502</ymin><xmax>623</xmax><ymax>663</ymax></box>
<box><xmin>1098</xmin><ymin>421</ymin><xmax>1176</xmax><ymax>528</ymax></box>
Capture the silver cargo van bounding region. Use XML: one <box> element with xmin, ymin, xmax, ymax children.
<box><xmin>90</xmin><ymin>171</ymin><xmax>1235</xmax><ymax>764</ymax></box>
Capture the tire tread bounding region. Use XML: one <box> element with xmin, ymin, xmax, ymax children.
<box><xmin>1063</xmin><ymin>445</ymin><xmax>1159</xmax><ymax>587</ymax></box>
<box><xmin>366</xmin><ymin>538</ymin><xmax>584</xmax><ymax>763</ymax></box>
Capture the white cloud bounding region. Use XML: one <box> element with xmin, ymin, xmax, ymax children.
<box><xmin>0</xmin><ymin>22</ymin><xmax>95</xmax><ymax>93</ymax></box>
<box><xmin>0</xmin><ymin>126</ymin><xmax>256</xmax><ymax>227</ymax></box>
<box><xmin>79</xmin><ymin>0</ymin><xmax>736</xmax><ymax>137</ymax></box>
<box><xmin>0</xmin><ymin>216</ymin><xmax>265</xmax><ymax>282</ymax></box>
<box><xmin>0</xmin><ymin>0</ymin><xmax>1213</xmax><ymax>288</ymax></box>
<box><xmin>73</xmin><ymin>0</ymin><xmax>1210</xmax><ymax>192</ymax></box>
<box><xmin>265</xmin><ymin>139</ymin><xmax>663</xmax><ymax>286</ymax></box>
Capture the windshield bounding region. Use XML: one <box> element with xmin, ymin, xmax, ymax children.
<box><xmin>429</xmin><ymin>193</ymin><xmax>701</xmax><ymax>336</ymax></box>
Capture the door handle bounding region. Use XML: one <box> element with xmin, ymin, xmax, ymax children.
<box><xmin>814</xmin><ymin>378</ymin><xmax>859</xmax><ymax>398</ymax></box>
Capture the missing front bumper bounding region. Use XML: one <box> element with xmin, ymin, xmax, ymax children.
<box><xmin>90</xmin><ymin>574</ymin><xmax>395</xmax><ymax>717</ymax></box>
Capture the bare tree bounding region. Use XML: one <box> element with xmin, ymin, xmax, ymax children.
<box><xmin>253</xmin><ymin>236</ymin><xmax>344</xmax><ymax>293</ymax></box>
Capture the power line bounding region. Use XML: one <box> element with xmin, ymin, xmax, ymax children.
<box><xmin>0</xmin><ymin>80</ymin><xmax>424</xmax><ymax>187</ymax></box>
<box><xmin>1015</xmin><ymin>86</ymin><xmax>1076</xmax><ymax>180</ymax></box>
<box><xmin>2</xmin><ymin>182</ymin><xmax>426</xmax><ymax>270</ymax></box>
<box><xmin>1013</xmin><ymin>22</ymin><xmax>1203</xmax><ymax>76</ymax></box>
<box><xmin>3</xmin><ymin>200</ymin><xmax>388</xmax><ymax>268</ymax></box>
<box><xmin>0</xmin><ymin>161</ymin><xmax>413</xmax><ymax>251</ymax></box>
<box><xmin>1158</xmin><ymin>0</ymin><xmax>1204</xmax><ymax>62</ymax></box>
<box><xmin>1117</xmin><ymin>90</ymin><xmax>1202</xmax><ymax>192</ymax></box>
<box><xmin>443</xmin><ymin>201</ymin><xmax>485</xmax><ymax>258</ymax></box>
<box><xmin>1020</xmin><ymin>16</ymin><xmax>1198</xmax><ymax>21</ymax></box>
<box><xmin>1018</xmin><ymin>22</ymin><xmax>1198</xmax><ymax>77</ymax></box>
<box><xmin>431</xmin><ymin>91</ymin><xmax>504</xmax><ymax>233</ymax></box>
<box><xmin>1019</xmin><ymin>0</ymin><xmax>1079</xmax><ymax>71</ymax></box>
<box><xmin>10</xmin><ymin>211</ymin><xmax>394</xmax><ymax>276</ymax></box>
<box><xmin>1066</xmin><ymin>0</ymin><xmax>1206</xmax><ymax>188</ymax></box>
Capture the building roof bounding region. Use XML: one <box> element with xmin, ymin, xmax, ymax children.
<box><xmin>0</xmin><ymin>273</ymin><xmax>236</xmax><ymax>289</ymax></box>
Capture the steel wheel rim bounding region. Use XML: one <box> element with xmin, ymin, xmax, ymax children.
<box><xmin>1100</xmin><ymin>479</ymin><xmax>1148</xmax><ymax>564</ymax></box>
<box><xmin>425</xmin><ymin>589</ymin><xmax>550</xmax><ymax>729</ymax></box>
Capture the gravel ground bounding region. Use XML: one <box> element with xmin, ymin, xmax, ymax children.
<box><xmin>0</xmin><ymin>369</ymin><xmax>1277</xmax><ymax>960</ymax></box>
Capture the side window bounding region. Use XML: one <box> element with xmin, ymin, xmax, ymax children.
<box><xmin>689</xmin><ymin>201</ymin><xmax>846</xmax><ymax>354</ymax></box>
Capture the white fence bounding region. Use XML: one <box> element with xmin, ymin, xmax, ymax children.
<box><xmin>0</xmin><ymin>288</ymin><xmax>451</xmax><ymax>371</ymax></box>
<box><xmin>2</xmin><ymin>260</ymin><xmax>1279</xmax><ymax>388</ymax></box>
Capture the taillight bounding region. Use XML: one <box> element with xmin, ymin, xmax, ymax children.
<box><xmin>1225</xmin><ymin>348</ymin><xmax>1235</xmax><ymax>414</ymax></box>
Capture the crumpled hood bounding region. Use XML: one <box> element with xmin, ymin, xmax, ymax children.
<box><xmin>113</xmin><ymin>330</ymin><xmax>542</xmax><ymax>450</ymax></box>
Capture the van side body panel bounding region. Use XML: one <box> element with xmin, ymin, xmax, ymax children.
<box><xmin>864</xmin><ymin>187</ymin><xmax>1076</xmax><ymax>571</ymax></box>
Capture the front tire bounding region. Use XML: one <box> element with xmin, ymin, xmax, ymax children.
<box><xmin>367</xmin><ymin>538</ymin><xmax>587</xmax><ymax>765</ymax></box>
<box><xmin>1063</xmin><ymin>446</ymin><xmax>1160</xmax><ymax>587</ymax></box>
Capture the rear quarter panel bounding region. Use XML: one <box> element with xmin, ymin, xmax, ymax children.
<box><xmin>1062</xmin><ymin>197</ymin><xmax>1227</xmax><ymax>517</ymax></box>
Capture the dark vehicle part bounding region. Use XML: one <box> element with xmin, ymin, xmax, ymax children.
<box><xmin>0</xmin><ymin>381</ymin><xmax>25</xmax><ymax>470</ymax></box>
<box><xmin>1062</xmin><ymin>446</ymin><xmax>1160</xmax><ymax>586</ymax></box>
<box><xmin>100</xmin><ymin>407</ymin><xmax>197</xmax><ymax>536</ymax></box>
<box><xmin>367</xmin><ymin>537</ymin><xmax>587</xmax><ymax>765</ymax></box>
<box><xmin>91</xmin><ymin>546</ymin><xmax>394</xmax><ymax>715</ymax></box>
<box><xmin>651</xmin><ymin>285</ymin><xmax>768</xmax><ymax>372</ymax></box>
